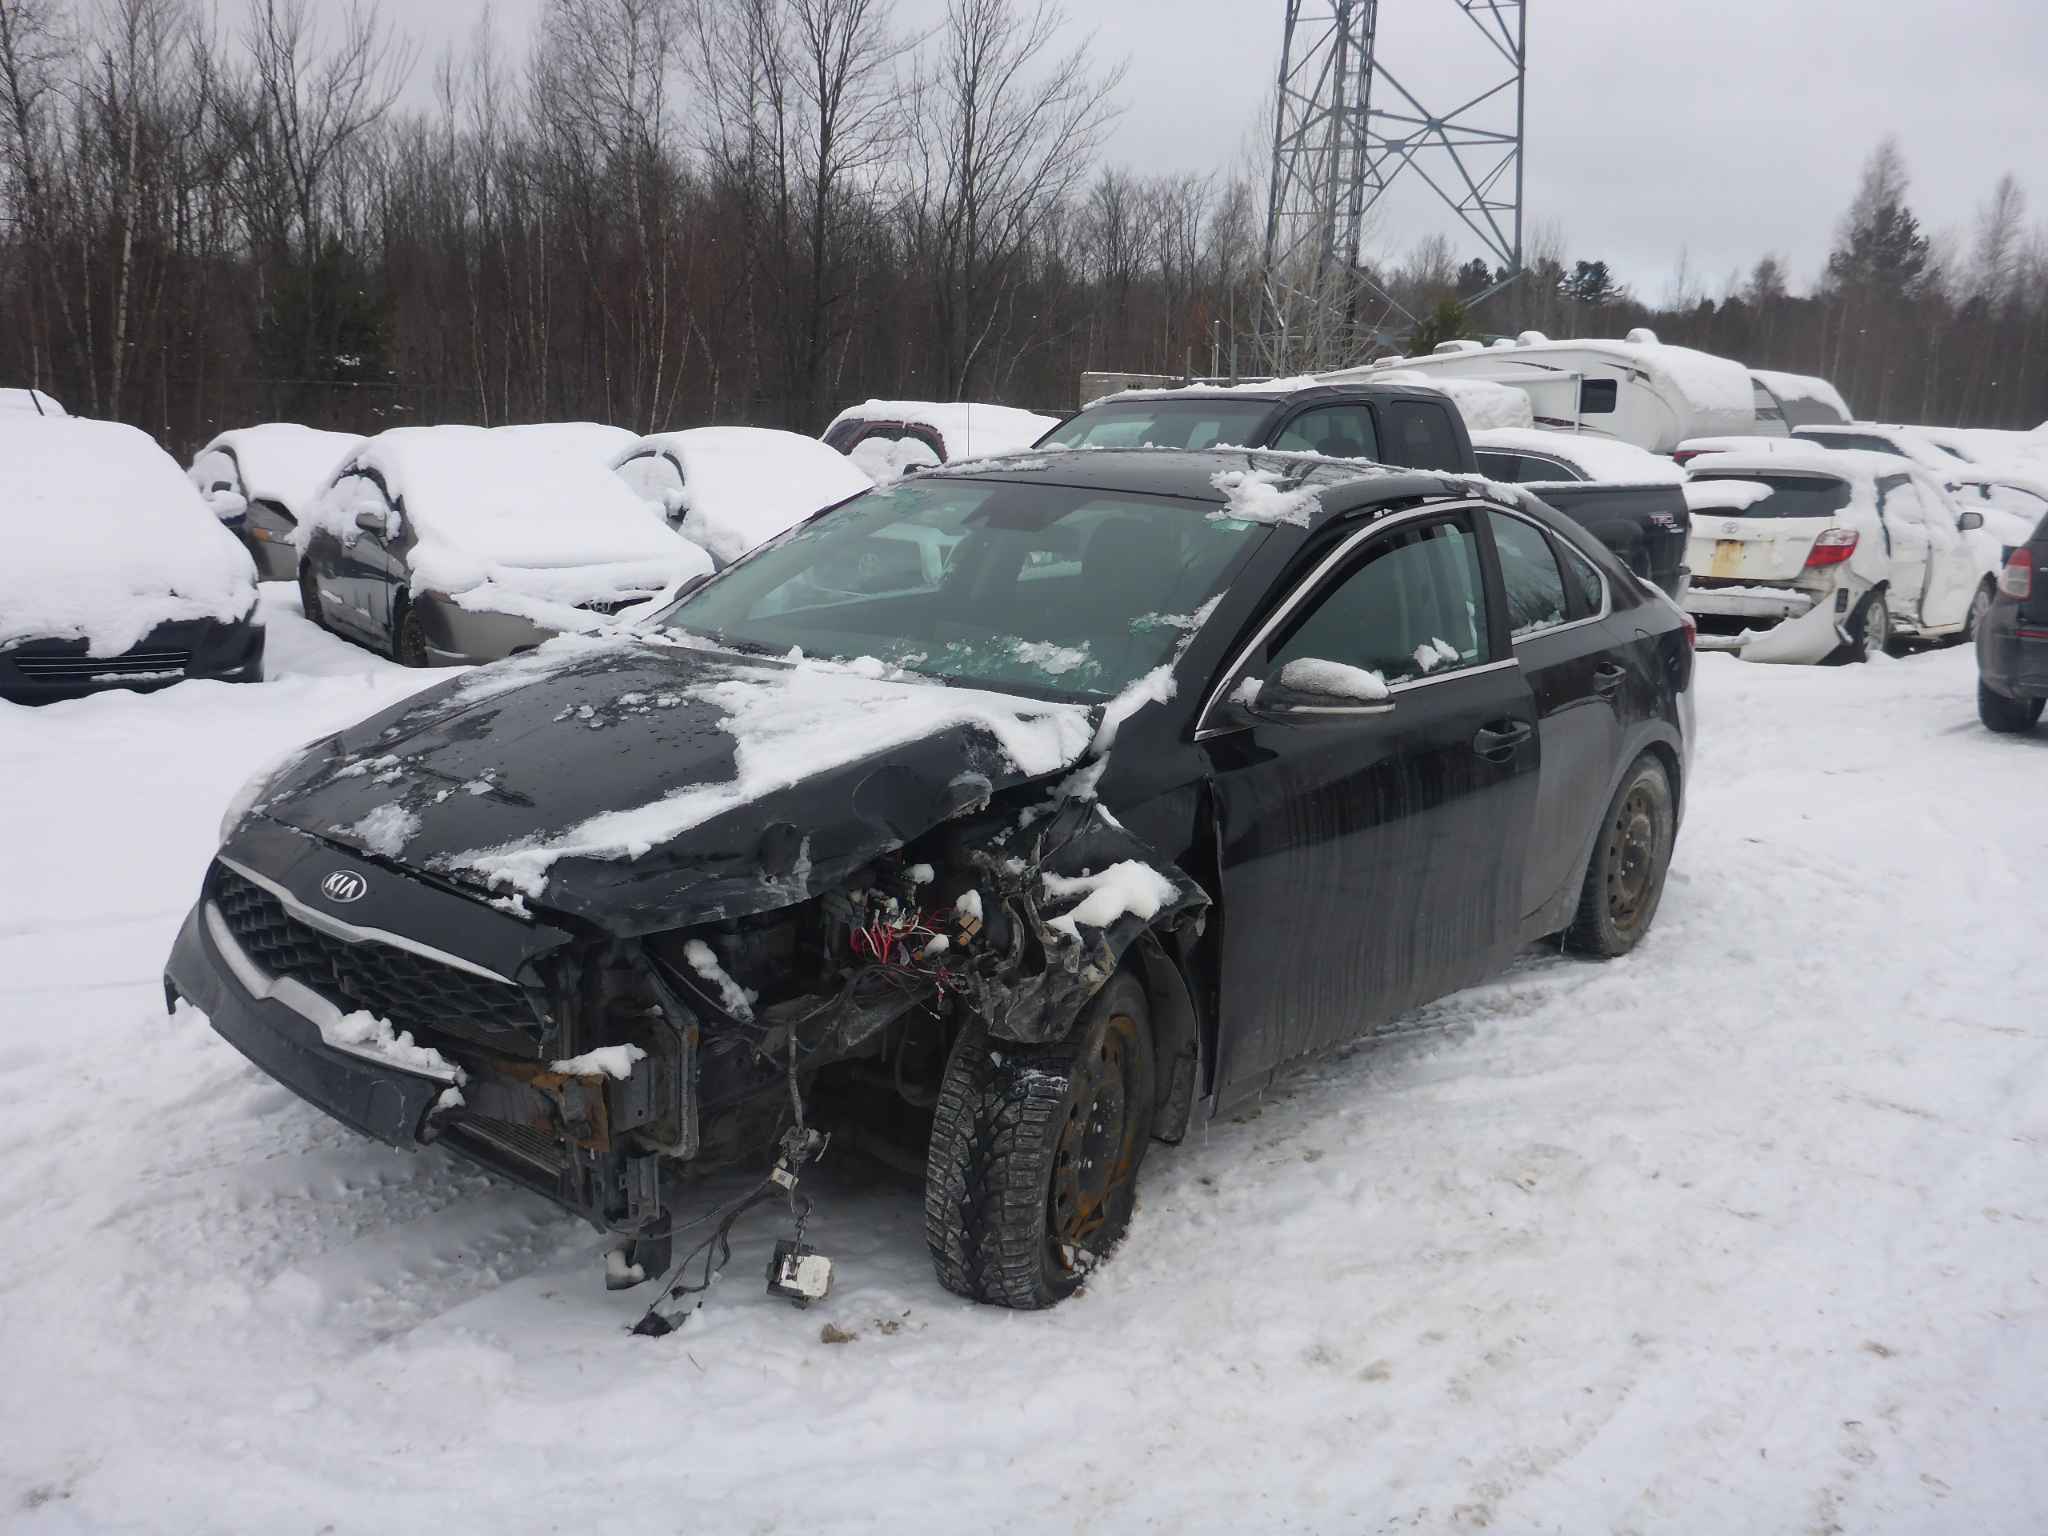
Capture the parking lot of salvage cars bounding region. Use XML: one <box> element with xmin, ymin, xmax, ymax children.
<box><xmin>2</xmin><ymin>590</ymin><xmax>2042</xmax><ymax>1531</ymax></box>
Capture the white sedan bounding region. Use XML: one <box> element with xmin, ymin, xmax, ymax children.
<box><xmin>612</xmin><ymin>427</ymin><xmax>872</xmax><ymax>567</ymax></box>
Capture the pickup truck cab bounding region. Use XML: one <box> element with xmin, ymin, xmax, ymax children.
<box><xmin>1471</xmin><ymin>428</ymin><xmax>1692</xmax><ymax>601</ymax></box>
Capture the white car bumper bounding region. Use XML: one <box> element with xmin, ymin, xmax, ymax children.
<box><xmin>1684</xmin><ymin>580</ymin><xmax>1857</xmax><ymax>664</ymax></box>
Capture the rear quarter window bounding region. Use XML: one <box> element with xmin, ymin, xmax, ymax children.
<box><xmin>1380</xmin><ymin>401</ymin><xmax>1463</xmax><ymax>471</ymax></box>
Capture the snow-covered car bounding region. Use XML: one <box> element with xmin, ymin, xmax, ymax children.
<box><xmin>1681</xmin><ymin>447</ymin><xmax>2014</xmax><ymax>663</ymax></box>
<box><xmin>822</xmin><ymin>399</ymin><xmax>1059</xmax><ymax>480</ymax></box>
<box><xmin>1974</xmin><ymin>504</ymin><xmax>2048</xmax><ymax>732</ymax></box>
<box><xmin>1</xmin><ymin>415</ymin><xmax>262</xmax><ymax>700</ymax></box>
<box><xmin>0</xmin><ymin>386</ymin><xmax>66</xmax><ymax>416</ymax></box>
<box><xmin>1471</xmin><ymin>427</ymin><xmax>1686</xmax><ymax>486</ymax></box>
<box><xmin>189</xmin><ymin>424</ymin><xmax>364</xmax><ymax>581</ymax></box>
<box><xmin>611</xmin><ymin>426</ymin><xmax>871</xmax><ymax>567</ymax></box>
<box><xmin>295</xmin><ymin>426</ymin><xmax>710</xmax><ymax>666</ymax></box>
<box><xmin>1748</xmin><ymin>370</ymin><xmax>1851</xmax><ymax>430</ymax></box>
<box><xmin>169</xmin><ymin>448</ymin><xmax>1693</xmax><ymax>1313</ymax></box>
<box><xmin>1791</xmin><ymin>422</ymin><xmax>1970</xmax><ymax>476</ymax></box>
<box><xmin>1952</xmin><ymin>471</ymin><xmax>2048</xmax><ymax>539</ymax></box>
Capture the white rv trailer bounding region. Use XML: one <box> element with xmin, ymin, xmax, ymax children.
<box><xmin>1343</xmin><ymin>331</ymin><xmax>1779</xmax><ymax>455</ymax></box>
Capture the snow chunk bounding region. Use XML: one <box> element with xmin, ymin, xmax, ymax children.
<box><xmin>1228</xmin><ymin>676</ymin><xmax>1264</xmax><ymax>706</ymax></box>
<box><xmin>551</xmin><ymin>1044</ymin><xmax>648</xmax><ymax>1080</ymax></box>
<box><xmin>683</xmin><ymin>938</ymin><xmax>756</xmax><ymax>1022</ymax></box>
<box><xmin>1279</xmin><ymin>657</ymin><xmax>1390</xmax><ymax>702</ymax></box>
<box><xmin>337</xmin><ymin>803</ymin><xmax>420</xmax><ymax>859</ymax></box>
<box><xmin>955</xmin><ymin>890</ymin><xmax>984</xmax><ymax>923</ymax></box>
<box><xmin>1041</xmin><ymin>862</ymin><xmax>1179</xmax><ymax>942</ymax></box>
<box><xmin>1092</xmin><ymin>664</ymin><xmax>1177</xmax><ymax>755</ymax></box>
<box><xmin>1010</xmin><ymin>639</ymin><xmax>1093</xmax><ymax>676</ymax></box>
<box><xmin>1684</xmin><ymin>479</ymin><xmax>1775</xmax><ymax>514</ymax></box>
<box><xmin>327</xmin><ymin>1010</ymin><xmax>463</xmax><ymax>1081</ymax></box>
<box><xmin>0</xmin><ymin>415</ymin><xmax>257</xmax><ymax>654</ymax></box>
<box><xmin>1413</xmin><ymin>638</ymin><xmax>1460</xmax><ymax>673</ymax></box>
<box><xmin>1209</xmin><ymin>468</ymin><xmax>1320</xmax><ymax>528</ymax></box>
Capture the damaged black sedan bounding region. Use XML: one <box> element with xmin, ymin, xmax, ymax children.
<box><xmin>166</xmin><ymin>449</ymin><xmax>1695</xmax><ymax>1310</ymax></box>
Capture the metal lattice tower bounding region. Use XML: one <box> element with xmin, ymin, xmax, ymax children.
<box><xmin>1257</xmin><ymin>0</ymin><xmax>1527</xmax><ymax>372</ymax></box>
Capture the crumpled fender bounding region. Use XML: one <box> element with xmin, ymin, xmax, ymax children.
<box><xmin>953</xmin><ymin>798</ymin><xmax>1209</xmax><ymax>1046</ymax></box>
<box><xmin>1738</xmin><ymin>589</ymin><xmax>1854</xmax><ymax>665</ymax></box>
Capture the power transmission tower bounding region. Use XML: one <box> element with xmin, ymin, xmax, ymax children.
<box><xmin>1257</xmin><ymin>0</ymin><xmax>1527</xmax><ymax>373</ymax></box>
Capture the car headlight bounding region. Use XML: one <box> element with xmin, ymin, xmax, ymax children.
<box><xmin>219</xmin><ymin>741</ymin><xmax>315</xmax><ymax>846</ymax></box>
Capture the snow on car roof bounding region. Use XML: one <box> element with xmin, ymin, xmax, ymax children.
<box><xmin>494</xmin><ymin>421</ymin><xmax>639</xmax><ymax>461</ymax></box>
<box><xmin>0</xmin><ymin>415</ymin><xmax>255</xmax><ymax>653</ymax></box>
<box><xmin>1470</xmin><ymin>427</ymin><xmax>1684</xmax><ymax>484</ymax></box>
<box><xmin>0</xmin><ymin>387</ymin><xmax>66</xmax><ymax>416</ymax></box>
<box><xmin>304</xmin><ymin>426</ymin><xmax>705</xmax><ymax>602</ymax></box>
<box><xmin>192</xmin><ymin>424</ymin><xmax>364</xmax><ymax>519</ymax></box>
<box><xmin>616</xmin><ymin>427</ymin><xmax>873</xmax><ymax>566</ymax></box>
<box><xmin>826</xmin><ymin>401</ymin><xmax>1059</xmax><ymax>458</ymax></box>
<box><xmin>1686</xmin><ymin>444</ymin><xmax>1920</xmax><ymax>486</ymax></box>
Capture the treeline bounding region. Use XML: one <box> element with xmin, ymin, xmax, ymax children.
<box><xmin>1</xmin><ymin>0</ymin><xmax>2043</xmax><ymax>458</ymax></box>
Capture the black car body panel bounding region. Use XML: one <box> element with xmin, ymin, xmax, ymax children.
<box><xmin>167</xmin><ymin>448</ymin><xmax>1692</xmax><ymax>1262</ymax></box>
<box><xmin>1977</xmin><ymin>511</ymin><xmax>2048</xmax><ymax>702</ymax></box>
<box><xmin>0</xmin><ymin>612</ymin><xmax>264</xmax><ymax>702</ymax></box>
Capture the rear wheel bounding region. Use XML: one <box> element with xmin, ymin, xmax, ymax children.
<box><xmin>1978</xmin><ymin>681</ymin><xmax>2044</xmax><ymax>734</ymax></box>
<box><xmin>393</xmin><ymin>601</ymin><xmax>431</xmax><ymax>668</ymax></box>
<box><xmin>297</xmin><ymin>564</ymin><xmax>326</xmax><ymax>630</ymax></box>
<box><xmin>1962</xmin><ymin>579</ymin><xmax>1996</xmax><ymax>644</ymax></box>
<box><xmin>1855</xmin><ymin>588</ymin><xmax>1892</xmax><ymax>660</ymax></box>
<box><xmin>925</xmin><ymin>970</ymin><xmax>1155</xmax><ymax>1308</ymax></box>
<box><xmin>1565</xmin><ymin>754</ymin><xmax>1675</xmax><ymax>959</ymax></box>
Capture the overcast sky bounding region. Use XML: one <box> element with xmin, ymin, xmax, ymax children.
<box><xmin>384</xmin><ymin>0</ymin><xmax>2048</xmax><ymax>304</ymax></box>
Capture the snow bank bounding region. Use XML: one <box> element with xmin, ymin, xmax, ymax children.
<box><xmin>615</xmin><ymin>428</ymin><xmax>872</xmax><ymax>566</ymax></box>
<box><xmin>190</xmin><ymin>424</ymin><xmax>364</xmax><ymax>520</ymax></box>
<box><xmin>452</xmin><ymin>657</ymin><xmax>1093</xmax><ymax>898</ymax></box>
<box><xmin>298</xmin><ymin>426</ymin><xmax>705</xmax><ymax>615</ymax></box>
<box><xmin>826</xmin><ymin>401</ymin><xmax>1057</xmax><ymax>459</ymax></box>
<box><xmin>0</xmin><ymin>415</ymin><xmax>257</xmax><ymax>654</ymax></box>
<box><xmin>1279</xmin><ymin>656</ymin><xmax>1390</xmax><ymax>701</ymax></box>
<box><xmin>1040</xmin><ymin>860</ymin><xmax>1179</xmax><ymax>941</ymax></box>
<box><xmin>1208</xmin><ymin>467</ymin><xmax>1320</xmax><ymax>527</ymax></box>
<box><xmin>1472</xmin><ymin>427</ymin><xmax>1685</xmax><ymax>484</ymax></box>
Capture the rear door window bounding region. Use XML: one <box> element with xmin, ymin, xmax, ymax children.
<box><xmin>1487</xmin><ymin>511</ymin><xmax>1569</xmax><ymax>637</ymax></box>
<box><xmin>1271</xmin><ymin>404</ymin><xmax>1379</xmax><ymax>462</ymax></box>
<box><xmin>1380</xmin><ymin>401</ymin><xmax>1463</xmax><ymax>471</ymax></box>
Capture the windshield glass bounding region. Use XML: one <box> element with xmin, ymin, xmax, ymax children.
<box><xmin>1041</xmin><ymin>399</ymin><xmax>1273</xmax><ymax>451</ymax></box>
<box><xmin>1692</xmin><ymin>473</ymin><xmax>1854</xmax><ymax>519</ymax></box>
<box><xmin>655</xmin><ymin>476</ymin><xmax>1263</xmax><ymax>700</ymax></box>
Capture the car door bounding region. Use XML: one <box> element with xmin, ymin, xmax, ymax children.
<box><xmin>1269</xmin><ymin>402</ymin><xmax>1380</xmax><ymax>463</ymax></box>
<box><xmin>1487</xmin><ymin>509</ymin><xmax>1627</xmax><ymax>923</ymax></box>
<box><xmin>1874</xmin><ymin>474</ymin><xmax>1936</xmax><ymax>628</ymax></box>
<box><xmin>1202</xmin><ymin>505</ymin><xmax>1539</xmax><ymax>1100</ymax></box>
<box><xmin>1899</xmin><ymin>472</ymin><xmax>1977</xmax><ymax>627</ymax></box>
<box><xmin>332</xmin><ymin>470</ymin><xmax>404</xmax><ymax>637</ymax></box>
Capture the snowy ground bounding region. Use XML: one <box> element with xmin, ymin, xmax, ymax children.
<box><xmin>3</xmin><ymin>588</ymin><xmax>2045</xmax><ymax>1533</ymax></box>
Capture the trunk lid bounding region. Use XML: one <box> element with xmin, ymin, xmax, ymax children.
<box><xmin>1683</xmin><ymin>471</ymin><xmax>1854</xmax><ymax>584</ymax></box>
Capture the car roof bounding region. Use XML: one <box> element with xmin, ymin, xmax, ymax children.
<box><xmin>920</xmin><ymin>446</ymin><xmax>1472</xmax><ymax>525</ymax></box>
<box><xmin>1093</xmin><ymin>379</ymin><xmax>1451</xmax><ymax>407</ymax></box>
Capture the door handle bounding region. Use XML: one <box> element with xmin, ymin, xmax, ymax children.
<box><xmin>1593</xmin><ymin>663</ymin><xmax>1626</xmax><ymax>695</ymax></box>
<box><xmin>1473</xmin><ymin>719</ymin><xmax>1533</xmax><ymax>760</ymax></box>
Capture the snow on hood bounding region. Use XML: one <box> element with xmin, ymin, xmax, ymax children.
<box><xmin>297</xmin><ymin>425</ymin><xmax>706</xmax><ymax>609</ymax></box>
<box><xmin>615</xmin><ymin>427</ymin><xmax>872</xmax><ymax>565</ymax></box>
<box><xmin>0</xmin><ymin>415</ymin><xmax>256</xmax><ymax>654</ymax></box>
<box><xmin>253</xmin><ymin>637</ymin><xmax>1094</xmax><ymax>932</ymax></box>
<box><xmin>827</xmin><ymin>401</ymin><xmax>1059</xmax><ymax>458</ymax></box>
<box><xmin>189</xmin><ymin>424</ymin><xmax>364</xmax><ymax>520</ymax></box>
<box><xmin>1472</xmin><ymin>427</ymin><xmax>1685</xmax><ymax>484</ymax></box>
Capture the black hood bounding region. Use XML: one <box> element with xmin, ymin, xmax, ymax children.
<box><xmin>253</xmin><ymin>637</ymin><xmax>1095</xmax><ymax>934</ymax></box>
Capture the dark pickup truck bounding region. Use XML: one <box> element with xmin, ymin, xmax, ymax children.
<box><xmin>1040</xmin><ymin>382</ymin><xmax>1690</xmax><ymax>601</ymax></box>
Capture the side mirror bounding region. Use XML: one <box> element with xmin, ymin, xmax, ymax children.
<box><xmin>1234</xmin><ymin>661</ymin><xmax>1394</xmax><ymax>718</ymax></box>
<box><xmin>1957</xmin><ymin>510</ymin><xmax>1985</xmax><ymax>532</ymax></box>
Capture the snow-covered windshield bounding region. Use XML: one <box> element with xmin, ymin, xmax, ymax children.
<box><xmin>1690</xmin><ymin>473</ymin><xmax>1853</xmax><ymax>520</ymax></box>
<box><xmin>1042</xmin><ymin>399</ymin><xmax>1273</xmax><ymax>451</ymax></box>
<box><xmin>656</xmin><ymin>477</ymin><xmax>1261</xmax><ymax>700</ymax></box>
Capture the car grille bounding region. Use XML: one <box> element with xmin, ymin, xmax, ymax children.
<box><xmin>13</xmin><ymin>649</ymin><xmax>189</xmax><ymax>678</ymax></box>
<box><xmin>212</xmin><ymin>867</ymin><xmax>544</xmax><ymax>1057</ymax></box>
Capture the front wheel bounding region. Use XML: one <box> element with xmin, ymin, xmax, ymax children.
<box><xmin>1565</xmin><ymin>754</ymin><xmax>1675</xmax><ymax>958</ymax></box>
<box><xmin>925</xmin><ymin>970</ymin><xmax>1155</xmax><ymax>1308</ymax></box>
<box><xmin>1978</xmin><ymin>680</ymin><xmax>2044</xmax><ymax>734</ymax></box>
<box><xmin>393</xmin><ymin>602</ymin><xmax>431</xmax><ymax>668</ymax></box>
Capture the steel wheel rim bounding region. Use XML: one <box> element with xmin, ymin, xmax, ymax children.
<box><xmin>1048</xmin><ymin>1014</ymin><xmax>1138</xmax><ymax>1272</ymax></box>
<box><xmin>1606</xmin><ymin>786</ymin><xmax>1658</xmax><ymax>928</ymax></box>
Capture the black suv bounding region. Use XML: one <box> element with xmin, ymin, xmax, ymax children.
<box><xmin>1039</xmin><ymin>381</ymin><xmax>1473</xmax><ymax>473</ymax></box>
<box><xmin>1976</xmin><ymin>509</ymin><xmax>2048</xmax><ymax>732</ymax></box>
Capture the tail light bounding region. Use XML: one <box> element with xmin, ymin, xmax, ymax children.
<box><xmin>1672</xmin><ymin>449</ymin><xmax>1702</xmax><ymax>465</ymax></box>
<box><xmin>1804</xmin><ymin>528</ymin><xmax>1859</xmax><ymax>568</ymax></box>
<box><xmin>2001</xmin><ymin>547</ymin><xmax>2034</xmax><ymax>599</ymax></box>
<box><xmin>1680</xmin><ymin>611</ymin><xmax>1697</xmax><ymax>652</ymax></box>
